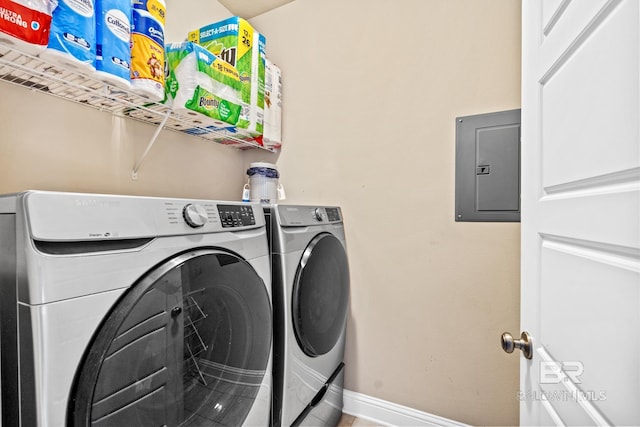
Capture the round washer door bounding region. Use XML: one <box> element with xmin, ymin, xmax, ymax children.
<box><xmin>292</xmin><ymin>233</ymin><xmax>350</xmax><ymax>357</ymax></box>
<box><xmin>69</xmin><ymin>249</ymin><xmax>272</xmax><ymax>427</ymax></box>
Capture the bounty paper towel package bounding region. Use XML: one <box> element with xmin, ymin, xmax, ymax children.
<box><xmin>0</xmin><ymin>0</ymin><xmax>57</xmax><ymax>55</ymax></box>
<box><xmin>263</xmin><ymin>58</ymin><xmax>282</xmax><ymax>149</ymax></box>
<box><xmin>94</xmin><ymin>0</ymin><xmax>130</xmax><ymax>88</ymax></box>
<box><xmin>165</xmin><ymin>42</ymin><xmax>243</xmax><ymax>127</ymax></box>
<box><xmin>251</xmin><ymin>30</ymin><xmax>265</xmax><ymax>135</ymax></box>
<box><xmin>130</xmin><ymin>0</ymin><xmax>165</xmax><ymax>100</ymax></box>
<box><xmin>41</xmin><ymin>0</ymin><xmax>96</xmax><ymax>72</ymax></box>
<box><xmin>188</xmin><ymin>16</ymin><xmax>265</xmax><ymax>138</ymax></box>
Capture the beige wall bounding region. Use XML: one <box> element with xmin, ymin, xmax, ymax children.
<box><xmin>0</xmin><ymin>0</ymin><xmax>245</xmax><ymax>199</ymax></box>
<box><xmin>249</xmin><ymin>1</ymin><xmax>522</xmax><ymax>425</ymax></box>
<box><xmin>1</xmin><ymin>0</ymin><xmax>521</xmax><ymax>425</ymax></box>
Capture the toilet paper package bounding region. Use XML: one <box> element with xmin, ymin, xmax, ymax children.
<box><xmin>187</xmin><ymin>16</ymin><xmax>265</xmax><ymax>137</ymax></box>
<box><xmin>40</xmin><ymin>0</ymin><xmax>96</xmax><ymax>73</ymax></box>
<box><xmin>130</xmin><ymin>0</ymin><xmax>165</xmax><ymax>100</ymax></box>
<box><xmin>94</xmin><ymin>0</ymin><xmax>130</xmax><ymax>88</ymax></box>
<box><xmin>263</xmin><ymin>58</ymin><xmax>281</xmax><ymax>149</ymax></box>
<box><xmin>165</xmin><ymin>42</ymin><xmax>243</xmax><ymax>127</ymax></box>
<box><xmin>0</xmin><ymin>0</ymin><xmax>57</xmax><ymax>55</ymax></box>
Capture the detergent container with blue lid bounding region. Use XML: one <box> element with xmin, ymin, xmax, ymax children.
<box><xmin>245</xmin><ymin>162</ymin><xmax>285</xmax><ymax>204</ymax></box>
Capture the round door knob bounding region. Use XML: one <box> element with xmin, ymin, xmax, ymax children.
<box><xmin>501</xmin><ymin>331</ymin><xmax>533</xmax><ymax>359</ymax></box>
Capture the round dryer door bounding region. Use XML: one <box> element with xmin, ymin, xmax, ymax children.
<box><xmin>69</xmin><ymin>249</ymin><xmax>272</xmax><ymax>427</ymax></box>
<box><xmin>292</xmin><ymin>233</ymin><xmax>350</xmax><ymax>357</ymax></box>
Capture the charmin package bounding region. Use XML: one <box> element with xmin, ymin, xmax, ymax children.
<box><xmin>130</xmin><ymin>0</ymin><xmax>165</xmax><ymax>100</ymax></box>
<box><xmin>0</xmin><ymin>0</ymin><xmax>57</xmax><ymax>55</ymax></box>
<box><xmin>188</xmin><ymin>16</ymin><xmax>265</xmax><ymax>138</ymax></box>
<box><xmin>165</xmin><ymin>42</ymin><xmax>243</xmax><ymax>127</ymax></box>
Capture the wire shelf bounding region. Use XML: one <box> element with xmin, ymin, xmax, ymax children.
<box><xmin>0</xmin><ymin>43</ymin><xmax>276</xmax><ymax>172</ymax></box>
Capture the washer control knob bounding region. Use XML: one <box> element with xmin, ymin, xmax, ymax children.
<box><xmin>314</xmin><ymin>208</ymin><xmax>325</xmax><ymax>222</ymax></box>
<box><xmin>183</xmin><ymin>204</ymin><xmax>208</xmax><ymax>228</ymax></box>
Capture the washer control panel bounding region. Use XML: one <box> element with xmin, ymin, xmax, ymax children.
<box><xmin>218</xmin><ymin>204</ymin><xmax>256</xmax><ymax>228</ymax></box>
<box><xmin>21</xmin><ymin>192</ymin><xmax>264</xmax><ymax>240</ymax></box>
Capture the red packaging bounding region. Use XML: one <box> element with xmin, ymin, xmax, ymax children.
<box><xmin>0</xmin><ymin>0</ymin><xmax>53</xmax><ymax>48</ymax></box>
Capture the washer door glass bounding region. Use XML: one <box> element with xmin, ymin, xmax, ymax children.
<box><xmin>292</xmin><ymin>233</ymin><xmax>350</xmax><ymax>357</ymax></box>
<box><xmin>69</xmin><ymin>249</ymin><xmax>271</xmax><ymax>427</ymax></box>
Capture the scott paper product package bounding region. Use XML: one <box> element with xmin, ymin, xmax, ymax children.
<box><xmin>165</xmin><ymin>42</ymin><xmax>243</xmax><ymax>127</ymax></box>
<box><xmin>94</xmin><ymin>0</ymin><xmax>130</xmax><ymax>87</ymax></box>
<box><xmin>0</xmin><ymin>0</ymin><xmax>57</xmax><ymax>55</ymax></box>
<box><xmin>41</xmin><ymin>0</ymin><xmax>96</xmax><ymax>72</ymax></box>
<box><xmin>188</xmin><ymin>16</ymin><xmax>265</xmax><ymax>138</ymax></box>
<box><xmin>130</xmin><ymin>0</ymin><xmax>165</xmax><ymax>100</ymax></box>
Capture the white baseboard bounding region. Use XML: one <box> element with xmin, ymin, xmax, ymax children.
<box><xmin>342</xmin><ymin>389</ymin><xmax>471</xmax><ymax>427</ymax></box>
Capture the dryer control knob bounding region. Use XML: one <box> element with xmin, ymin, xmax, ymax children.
<box><xmin>314</xmin><ymin>208</ymin><xmax>325</xmax><ymax>222</ymax></box>
<box><xmin>183</xmin><ymin>204</ymin><xmax>208</xmax><ymax>228</ymax></box>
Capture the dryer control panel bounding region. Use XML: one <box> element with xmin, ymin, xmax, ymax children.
<box><xmin>276</xmin><ymin>205</ymin><xmax>343</xmax><ymax>226</ymax></box>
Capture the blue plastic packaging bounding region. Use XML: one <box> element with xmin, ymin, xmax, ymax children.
<box><xmin>95</xmin><ymin>0</ymin><xmax>131</xmax><ymax>87</ymax></box>
<box><xmin>45</xmin><ymin>0</ymin><xmax>96</xmax><ymax>71</ymax></box>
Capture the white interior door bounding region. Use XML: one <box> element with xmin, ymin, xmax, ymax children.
<box><xmin>520</xmin><ymin>0</ymin><xmax>640</xmax><ymax>426</ymax></box>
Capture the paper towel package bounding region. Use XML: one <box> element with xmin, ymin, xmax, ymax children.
<box><xmin>94</xmin><ymin>0</ymin><xmax>131</xmax><ymax>88</ymax></box>
<box><xmin>263</xmin><ymin>58</ymin><xmax>282</xmax><ymax>149</ymax></box>
<box><xmin>180</xmin><ymin>121</ymin><xmax>264</xmax><ymax>148</ymax></box>
<box><xmin>182</xmin><ymin>124</ymin><xmax>250</xmax><ymax>147</ymax></box>
<box><xmin>165</xmin><ymin>42</ymin><xmax>243</xmax><ymax>127</ymax></box>
<box><xmin>0</xmin><ymin>0</ymin><xmax>57</xmax><ymax>55</ymax></box>
<box><xmin>187</xmin><ymin>16</ymin><xmax>265</xmax><ymax>137</ymax></box>
<box><xmin>249</xmin><ymin>30</ymin><xmax>265</xmax><ymax>135</ymax></box>
<box><xmin>130</xmin><ymin>0</ymin><xmax>165</xmax><ymax>101</ymax></box>
<box><xmin>40</xmin><ymin>0</ymin><xmax>96</xmax><ymax>73</ymax></box>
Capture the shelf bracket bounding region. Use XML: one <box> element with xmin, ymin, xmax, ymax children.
<box><xmin>132</xmin><ymin>111</ymin><xmax>172</xmax><ymax>180</ymax></box>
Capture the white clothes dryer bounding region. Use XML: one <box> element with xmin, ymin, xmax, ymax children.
<box><xmin>265</xmin><ymin>205</ymin><xmax>350</xmax><ymax>427</ymax></box>
<box><xmin>0</xmin><ymin>191</ymin><xmax>272</xmax><ymax>426</ymax></box>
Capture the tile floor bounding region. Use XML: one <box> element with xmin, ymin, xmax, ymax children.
<box><xmin>337</xmin><ymin>413</ymin><xmax>385</xmax><ymax>427</ymax></box>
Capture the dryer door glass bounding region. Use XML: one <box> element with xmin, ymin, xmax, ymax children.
<box><xmin>69</xmin><ymin>249</ymin><xmax>272</xmax><ymax>427</ymax></box>
<box><xmin>292</xmin><ymin>233</ymin><xmax>350</xmax><ymax>357</ymax></box>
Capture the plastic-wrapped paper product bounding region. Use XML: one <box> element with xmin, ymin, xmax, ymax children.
<box><xmin>40</xmin><ymin>0</ymin><xmax>96</xmax><ymax>72</ymax></box>
<box><xmin>94</xmin><ymin>0</ymin><xmax>130</xmax><ymax>88</ymax></box>
<box><xmin>165</xmin><ymin>42</ymin><xmax>243</xmax><ymax>127</ymax></box>
<box><xmin>0</xmin><ymin>0</ymin><xmax>58</xmax><ymax>55</ymax></box>
<box><xmin>187</xmin><ymin>16</ymin><xmax>265</xmax><ymax>138</ymax></box>
<box><xmin>263</xmin><ymin>58</ymin><xmax>282</xmax><ymax>149</ymax></box>
<box><xmin>247</xmin><ymin>30</ymin><xmax>265</xmax><ymax>135</ymax></box>
<box><xmin>130</xmin><ymin>0</ymin><xmax>165</xmax><ymax>100</ymax></box>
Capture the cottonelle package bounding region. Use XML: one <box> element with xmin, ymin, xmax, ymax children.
<box><xmin>188</xmin><ymin>16</ymin><xmax>265</xmax><ymax>141</ymax></box>
<box><xmin>165</xmin><ymin>41</ymin><xmax>243</xmax><ymax>127</ymax></box>
<box><xmin>94</xmin><ymin>0</ymin><xmax>131</xmax><ymax>88</ymax></box>
<box><xmin>0</xmin><ymin>0</ymin><xmax>57</xmax><ymax>55</ymax></box>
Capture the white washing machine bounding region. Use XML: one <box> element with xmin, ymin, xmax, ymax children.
<box><xmin>265</xmin><ymin>205</ymin><xmax>350</xmax><ymax>427</ymax></box>
<box><xmin>0</xmin><ymin>191</ymin><xmax>273</xmax><ymax>426</ymax></box>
